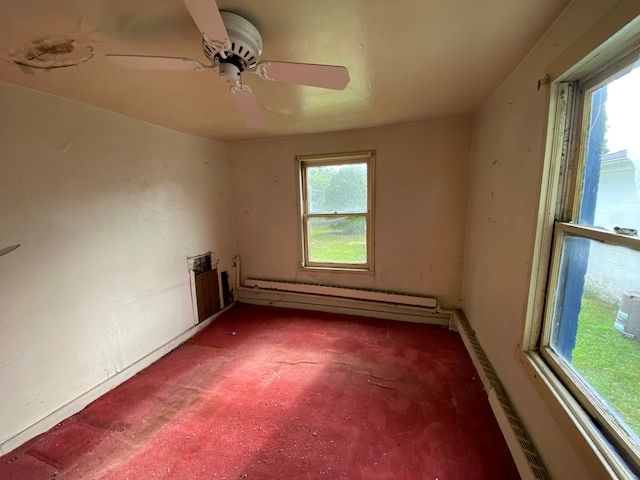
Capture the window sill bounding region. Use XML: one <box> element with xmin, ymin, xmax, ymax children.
<box><xmin>299</xmin><ymin>265</ymin><xmax>375</xmax><ymax>275</ymax></box>
<box><xmin>518</xmin><ymin>348</ymin><xmax>636</xmax><ymax>479</ymax></box>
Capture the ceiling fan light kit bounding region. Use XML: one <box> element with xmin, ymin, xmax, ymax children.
<box><xmin>105</xmin><ymin>0</ymin><xmax>350</xmax><ymax>128</ymax></box>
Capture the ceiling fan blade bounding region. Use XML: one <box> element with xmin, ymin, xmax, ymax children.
<box><xmin>254</xmin><ymin>61</ymin><xmax>350</xmax><ymax>90</ymax></box>
<box><xmin>105</xmin><ymin>54</ymin><xmax>207</xmax><ymax>71</ymax></box>
<box><xmin>230</xmin><ymin>83</ymin><xmax>266</xmax><ymax>128</ymax></box>
<box><xmin>183</xmin><ymin>0</ymin><xmax>230</xmax><ymax>52</ymax></box>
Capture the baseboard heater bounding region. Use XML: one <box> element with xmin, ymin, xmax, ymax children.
<box><xmin>245</xmin><ymin>278</ymin><xmax>438</xmax><ymax>307</ymax></box>
<box><xmin>453</xmin><ymin>310</ymin><xmax>549</xmax><ymax>480</ymax></box>
<box><xmin>238</xmin><ymin>278</ymin><xmax>451</xmax><ymax>325</ymax></box>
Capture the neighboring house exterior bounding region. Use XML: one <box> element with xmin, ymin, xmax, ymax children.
<box><xmin>586</xmin><ymin>149</ymin><xmax>640</xmax><ymax>304</ymax></box>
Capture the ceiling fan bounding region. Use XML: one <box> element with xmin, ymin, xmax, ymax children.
<box><xmin>105</xmin><ymin>0</ymin><xmax>350</xmax><ymax>128</ymax></box>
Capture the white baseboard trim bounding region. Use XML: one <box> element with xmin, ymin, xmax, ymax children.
<box><xmin>237</xmin><ymin>285</ymin><xmax>452</xmax><ymax>325</ymax></box>
<box><xmin>0</xmin><ymin>304</ymin><xmax>234</xmax><ymax>456</ymax></box>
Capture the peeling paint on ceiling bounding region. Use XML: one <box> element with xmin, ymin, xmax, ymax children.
<box><xmin>5</xmin><ymin>35</ymin><xmax>93</xmax><ymax>69</ymax></box>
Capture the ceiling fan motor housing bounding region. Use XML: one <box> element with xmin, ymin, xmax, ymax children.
<box><xmin>202</xmin><ymin>11</ymin><xmax>262</xmax><ymax>72</ymax></box>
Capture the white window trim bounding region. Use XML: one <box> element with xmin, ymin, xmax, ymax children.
<box><xmin>521</xmin><ymin>21</ymin><xmax>640</xmax><ymax>480</ymax></box>
<box><xmin>296</xmin><ymin>151</ymin><xmax>375</xmax><ymax>271</ymax></box>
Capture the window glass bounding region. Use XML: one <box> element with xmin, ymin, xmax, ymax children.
<box><xmin>550</xmin><ymin>234</ymin><xmax>640</xmax><ymax>444</ymax></box>
<box><xmin>307</xmin><ymin>216</ymin><xmax>367</xmax><ymax>264</ymax></box>
<box><xmin>306</xmin><ymin>163</ymin><xmax>368</xmax><ymax>214</ymax></box>
<box><xmin>581</xmin><ymin>65</ymin><xmax>640</xmax><ymax>230</ymax></box>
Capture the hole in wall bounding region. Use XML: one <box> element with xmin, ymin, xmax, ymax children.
<box><xmin>189</xmin><ymin>252</ymin><xmax>221</xmax><ymax>323</ymax></box>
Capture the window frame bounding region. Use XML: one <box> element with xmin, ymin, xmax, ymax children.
<box><xmin>297</xmin><ymin>151</ymin><xmax>375</xmax><ymax>271</ymax></box>
<box><xmin>523</xmin><ymin>41</ymin><xmax>640</xmax><ymax>478</ymax></box>
<box><xmin>542</xmin><ymin>224</ymin><xmax>640</xmax><ymax>464</ymax></box>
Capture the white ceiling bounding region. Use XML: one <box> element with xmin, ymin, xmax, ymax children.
<box><xmin>0</xmin><ymin>0</ymin><xmax>569</xmax><ymax>142</ymax></box>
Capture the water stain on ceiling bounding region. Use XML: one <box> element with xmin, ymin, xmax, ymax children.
<box><xmin>5</xmin><ymin>35</ymin><xmax>94</xmax><ymax>69</ymax></box>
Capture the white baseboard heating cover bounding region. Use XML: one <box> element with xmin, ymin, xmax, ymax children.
<box><xmin>245</xmin><ymin>278</ymin><xmax>438</xmax><ymax>307</ymax></box>
<box><xmin>238</xmin><ymin>278</ymin><xmax>451</xmax><ymax>325</ymax></box>
<box><xmin>453</xmin><ymin>310</ymin><xmax>549</xmax><ymax>480</ymax></box>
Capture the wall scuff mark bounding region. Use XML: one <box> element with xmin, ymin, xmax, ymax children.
<box><xmin>58</xmin><ymin>135</ymin><xmax>83</xmax><ymax>153</ymax></box>
<box><xmin>0</xmin><ymin>244</ymin><xmax>20</xmax><ymax>258</ymax></box>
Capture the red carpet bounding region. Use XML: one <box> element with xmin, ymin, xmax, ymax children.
<box><xmin>0</xmin><ymin>304</ymin><xmax>519</xmax><ymax>479</ymax></box>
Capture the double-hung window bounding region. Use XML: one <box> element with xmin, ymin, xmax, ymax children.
<box><xmin>297</xmin><ymin>151</ymin><xmax>374</xmax><ymax>270</ymax></box>
<box><xmin>531</xmin><ymin>42</ymin><xmax>640</xmax><ymax>475</ymax></box>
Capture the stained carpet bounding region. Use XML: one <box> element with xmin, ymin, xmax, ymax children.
<box><xmin>0</xmin><ymin>304</ymin><xmax>519</xmax><ymax>479</ymax></box>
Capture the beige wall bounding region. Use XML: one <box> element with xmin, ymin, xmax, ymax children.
<box><xmin>0</xmin><ymin>82</ymin><xmax>235</xmax><ymax>448</ymax></box>
<box><xmin>463</xmin><ymin>1</ymin><xmax>640</xmax><ymax>478</ymax></box>
<box><xmin>228</xmin><ymin>119</ymin><xmax>471</xmax><ymax>309</ymax></box>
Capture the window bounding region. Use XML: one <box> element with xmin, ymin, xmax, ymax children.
<box><xmin>531</xmin><ymin>47</ymin><xmax>640</xmax><ymax>475</ymax></box>
<box><xmin>297</xmin><ymin>151</ymin><xmax>374</xmax><ymax>270</ymax></box>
